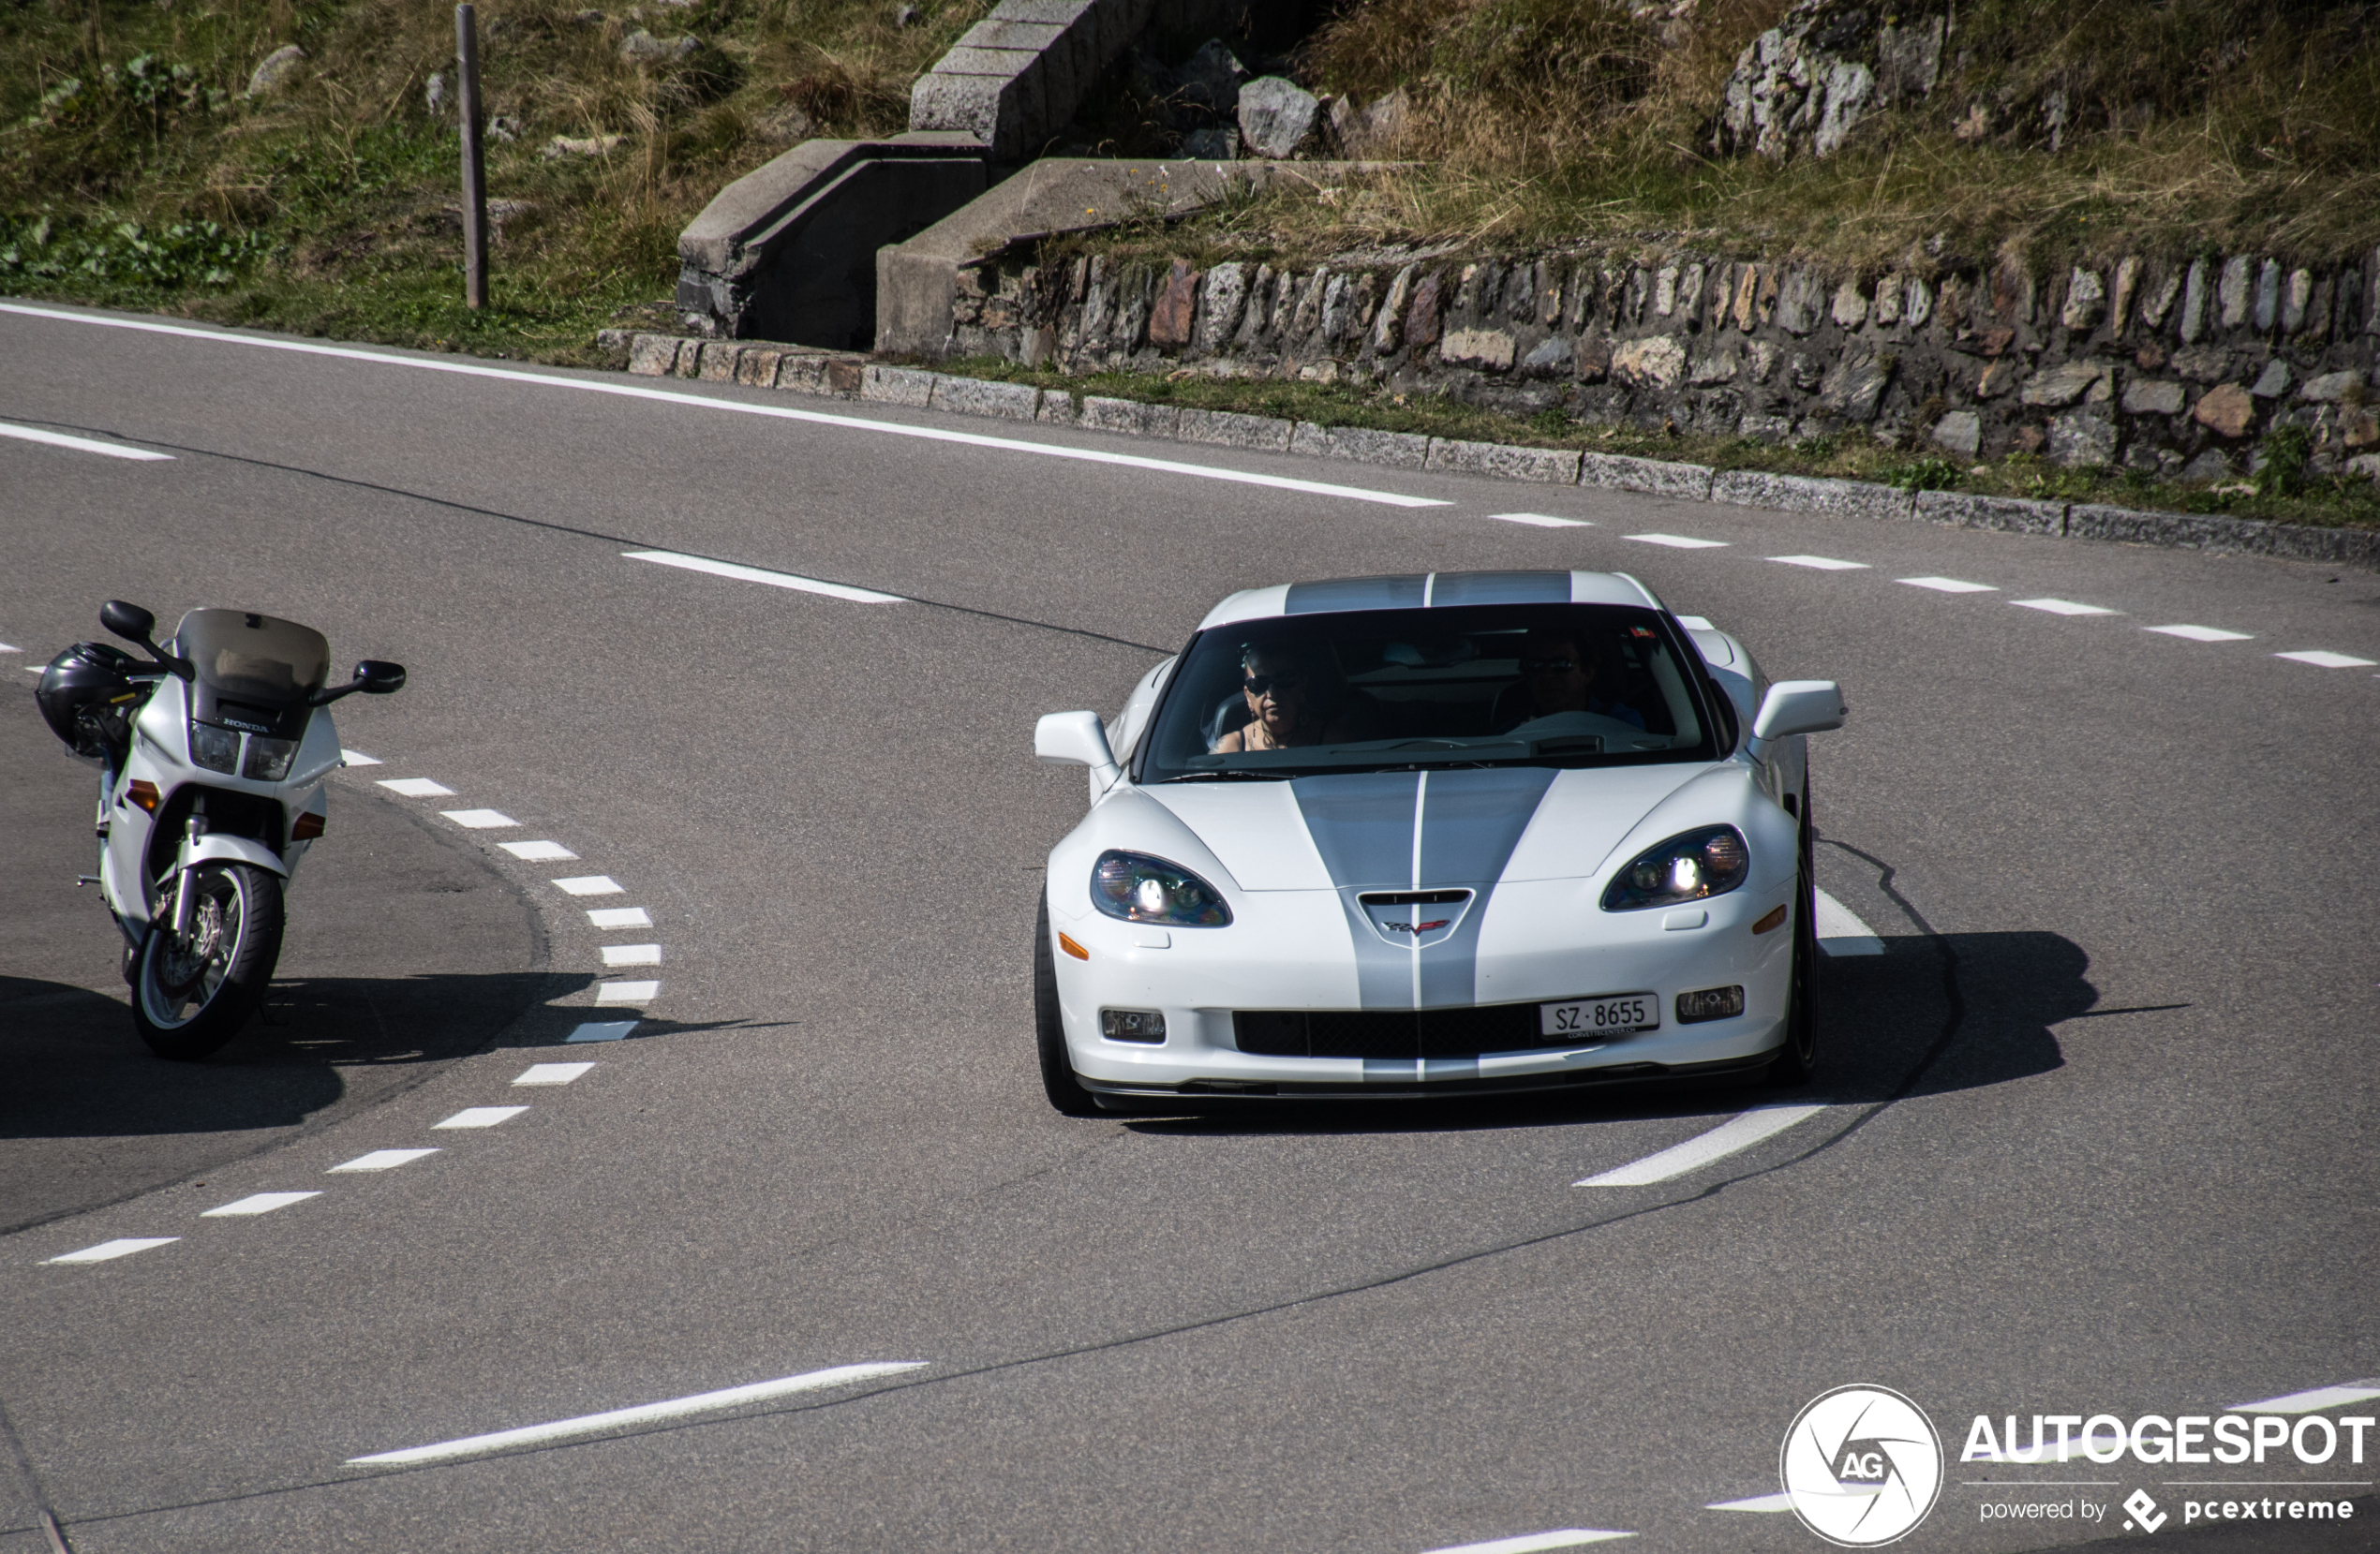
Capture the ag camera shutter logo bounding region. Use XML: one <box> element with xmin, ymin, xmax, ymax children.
<box><xmin>1780</xmin><ymin>1384</ymin><xmax>1945</xmax><ymax>1546</ymax></box>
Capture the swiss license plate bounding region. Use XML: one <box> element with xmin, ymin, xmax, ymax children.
<box><xmin>1540</xmin><ymin>993</ymin><xmax>1659</xmax><ymax>1040</ymax></box>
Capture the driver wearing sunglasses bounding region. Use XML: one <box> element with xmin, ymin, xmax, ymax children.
<box><xmin>1212</xmin><ymin>644</ymin><xmax>1361</xmax><ymax>751</ymax></box>
<box><xmin>1499</xmin><ymin>628</ymin><xmax>1646</xmax><ymax>732</ymax></box>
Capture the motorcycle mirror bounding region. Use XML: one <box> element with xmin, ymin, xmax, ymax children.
<box><xmin>356</xmin><ymin>660</ymin><xmax>406</xmax><ymax>695</ymax></box>
<box><xmin>100</xmin><ymin>599</ymin><xmax>156</xmax><ymax>644</ymax></box>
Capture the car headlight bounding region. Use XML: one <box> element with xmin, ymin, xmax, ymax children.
<box><xmin>1600</xmin><ymin>825</ymin><xmax>1750</xmax><ymax>910</ymax></box>
<box><xmin>1091</xmin><ymin>850</ymin><xmax>1231</xmax><ymax>926</ymax></box>
<box><xmin>189</xmin><ymin>722</ymin><xmax>241</xmax><ymax>775</ymax></box>
<box><xmin>242</xmin><ymin>734</ymin><xmax>298</xmax><ymax>781</ymax></box>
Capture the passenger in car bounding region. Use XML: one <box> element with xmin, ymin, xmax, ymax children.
<box><xmin>1211</xmin><ymin>644</ymin><xmax>1372</xmax><ymax>751</ymax></box>
<box><xmin>1495</xmin><ymin>628</ymin><xmax>1647</xmax><ymax>732</ymax></box>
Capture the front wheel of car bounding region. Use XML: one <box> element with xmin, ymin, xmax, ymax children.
<box><xmin>1034</xmin><ymin>897</ymin><xmax>1100</xmax><ymax>1117</ymax></box>
<box><xmin>1765</xmin><ymin>785</ymin><xmax>1819</xmax><ymax>1088</ymax></box>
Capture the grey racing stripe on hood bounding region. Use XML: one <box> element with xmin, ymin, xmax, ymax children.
<box><xmin>1426</xmin><ymin>571</ymin><xmax>1572</xmax><ymax>607</ymax></box>
<box><xmin>1291</xmin><ymin>767</ymin><xmax>1561</xmax><ymax>1010</ymax></box>
<box><xmin>1283</xmin><ymin>576</ymin><xmax>1427</xmax><ymax>614</ymax></box>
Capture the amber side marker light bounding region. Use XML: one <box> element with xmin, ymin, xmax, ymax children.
<box><xmin>126</xmin><ymin>779</ymin><xmax>161</xmax><ymax>812</ymax></box>
<box><xmin>290</xmin><ymin>812</ymin><xmax>326</xmax><ymax>841</ymax></box>
<box><xmin>1751</xmin><ymin>905</ymin><xmax>1789</xmax><ymax>935</ymax></box>
<box><xmin>1059</xmin><ymin>932</ymin><xmax>1090</xmax><ymax>961</ymax></box>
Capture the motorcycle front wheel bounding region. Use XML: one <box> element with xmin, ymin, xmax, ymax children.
<box><xmin>132</xmin><ymin>862</ymin><xmax>284</xmax><ymax>1060</ymax></box>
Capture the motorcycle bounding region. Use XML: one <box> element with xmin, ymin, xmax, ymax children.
<box><xmin>36</xmin><ymin>600</ymin><xmax>405</xmax><ymax>1060</ymax></box>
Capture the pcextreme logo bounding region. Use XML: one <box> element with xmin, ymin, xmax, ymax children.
<box><xmin>1780</xmin><ymin>1384</ymin><xmax>1946</xmax><ymax>1547</ymax></box>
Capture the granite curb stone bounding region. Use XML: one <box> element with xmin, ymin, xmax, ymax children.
<box><xmin>1913</xmin><ymin>490</ymin><xmax>2069</xmax><ymax>536</ymax></box>
<box><xmin>1425</xmin><ymin>437</ymin><xmax>1584</xmax><ymax>484</ymax></box>
<box><xmin>1289</xmin><ymin>422</ymin><xmax>1431</xmax><ymax>469</ymax></box>
<box><xmin>930</xmin><ymin>375</ymin><xmax>1042</xmax><ymax>420</ymax></box>
<box><xmin>1177</xmin><ymin>407</ymin><xmax>1295</xmax><ymax>452</ymax></box>
<box><xmin>1711</xmin><ymin>469</ymin><xmax>1916</xmax><ymax>523</ymax></box>
<box><xmin>861</xmin><ymin>363</ymin><xmax>939</xmax><ymax>406</ymax></box>
<box><xmin>1079</xmin><ymin>395</ymin><xmax>1180</xmax><ymax>437</ymax></box>
<box><xmin>1579</xmin><ymin>452</ymin><xmax>1716</xmax><ymax>501</ymax></box>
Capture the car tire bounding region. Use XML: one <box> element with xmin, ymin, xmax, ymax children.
<box><xmin>1765</xmin><ymin>782</ymin><xmax>1819</xmax><ymax>1088</ymax></box>
<box><xmin>1034</xmin><ymin>897</ymin><xmax>1100</xmax><ymax>1117</ymax></box>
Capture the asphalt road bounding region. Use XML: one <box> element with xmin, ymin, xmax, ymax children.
<box><xmin>1</xmin><ymin>299</ymin><xmax>2374</xmax><ymax>1554</ymax></box>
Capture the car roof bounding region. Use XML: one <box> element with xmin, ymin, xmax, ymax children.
<box><xmin>1196</xmin><ymin>571</ymin><xmax>1664</xmax><ymax>631</ymax></box>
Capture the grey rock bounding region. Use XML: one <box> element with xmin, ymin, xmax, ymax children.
<box><xmin>1929</xmin><ymin>409</ymin><xmax>1982</xmax><ymax>455</ymax></box>
<box><xmin>1425</xmin><ymin>438</ymin><xmax>1583</xmax><ymax>484</ymax></box>
<box><xmin>1831</xmin><ymin>278</ymin><xmax>1868</xmax><ymax>329</ymax></box>
<box><xmin>2299</xmin><ymin>370</ymin><xmax>2363</xmax><ymax>403</ymax></box>
<box><xmin>2217</xmin><ymin>256</ymin><xmax>2251</xmax><ymax>329</ymax></box>
<box><xmin>1612</xmin><ymin>335</ymin><xmax>1688</xmax><ymax>390</ymax></box>
<box><xmin>2048</xmin><ymin>409</ymin><xmax>2118</xmax><ymax>466</ymax></box>
<box><xmin>2249</xmin><ymin>360</ymin><xmax>2290</xmax><ymax>398</ymax></box>
<box><xmin>1289</xmin><ymin>422</ymin><xmax>1431</xmax><ymax>468</ymax></box>
<box><xmin>543</xmin><ymin>134</ymin><xmax>623</xmax><ymax>157</ymax></box>
<box><xmin>2120</xmin><ymin>378</ymin><xmax>2186</xmax><ymax>416</ymax></box>
<box><xmin>1655</xmin><ymin>265</ymin><xmax>1679</xmax><ymax>317</ymax></box>
<box><xmin>1440</xmin><ymin>329</ymin><xmax>1516</xmax><ymax>371</ymax></box>
<box><xmin>1236</xmin><ymin>77</ymin><xmax>1319</xmax><ymax>159</ymax></box>
<box><xmin>1775</xmin><ymin>269</ymin><xmax>1825</xmax><ymax>334</ymax></box>
<box><xmin>2254</xmin><ymin>259</ymin><xmax>2280</xmax><ymax>333</ymax></box>
<box><xmin>1817</xmin><ymin>350</ymin><xmax>1893</xmax><ymax>422</ymax></box>
<box><xmin>2180</xmin><ymin>449</ymin><xmax>2233</xmax><ymax>481</ymax></box>
<box><xmin>1177</xmin><ymin>407</ymin><xmax>1293</xmax><ymax>451</ymax></box>
<box><xmin>627</xmin><ymin>333</ymin><xmax>683</xmax><ymax>376</ymax></box>
<box><xmin>1318</xmin><ymin>272</ymin><xmax>1355</xmax><ymax>341</ymax></box>
<box><xmin>2021</xmin><ymin>360</ymin><xmax>2109</xmax><ymax>408</ymax></box>
<box><xmin>2283</xmin><ymin>268</ymin><xmax>2313</xmax><ymax>333</ymax></box>
<box><xmin>1914</xmin><ymin>489</ymin><xmax>2066</xmax><ymax>536</ymax></box>
<box><xmin>1338</xmin><ymin>86</ymin><xmax>1409</xmax><ymax>156</ymax></box>
<box><xmin>1719</xmin><ymin>6</ymin><xmax>1881</xmax><ymax>161</ymax></box>
<box><xmin>1736</xmin><ymin>412</ymin><xmax>1794</xmax><ymax>442</ymax></box>
<box><xmin>861</xmin><ymin>363</ymin><xmax>938</xmax><ymax>406</ymax></box>
<box><xmin>1195</xmin><ymin>262</ymin><xmax>1248</xmax><ymax>350</ymax></box>
<box><xmin>697</xmin><ymin>340</ymin><xmax>740</xmax><ymax>381</ymax></box>
<box><xmin>2180</xmin><ymin>259</ymin><xmax>2209</xmax><ymax>343</ymax></box>
<box><xmin>1902</xmin><ymin>275</ymin><xmax>1932</xmax><ymax>328</ymax></box>
<box><xmin>1579</xmin><ymin>452</ymin><xmax>1715</xmax><ymax>500</ymax></box>
<box><xmin>2171</xmin><ymin>346</ymin><xmax>2231</xmax><ymax>382</ymax></box>
<box><xmin>2060</xmin><ymin>268</ymin><xmax>2106</xmax><ymax>330</ymax></box>
<box><xmin>1079</xmin><ymin>396</ymin><xmax>1180</xmax><ymax>437</ymax></box>
<box><xmin>2346</xmin><ymin>452</ymin><xmax>2380</xmax><ymax>481</ymax></box>
<box><xmin>1369</xmin><ymin>266</ymin><xmax>1413</xmax><ymax>354</ymax></box>
<box><xmin>1179</xmin><ymin>126</ymin><xmax>1239</xmax><ymax>158</ymax></box>
<box><xmin>1689</xmin><ymin>348</ymin><xmax>1741</xmax><ymax>385</ymax></box>
<box><xmin>619</xmin><ymin>29</ymin><xmax>700</xmax><ymax>62</ymax></box>
<box><xmin>1519</xmin><ymin>335</ymin><xmax>1574</xmax><ymax>377</ymax></box>
<box><xmin>1173</xmin><ymin>39</ymin><xmax>1246</xmax><ymax>115</ymax></box>
<box><xmin>930</xmin><ymin>376</ymin><xmax>1040</xmax><ymax>421</ymax></box>
<box><xmin>1711</xmin><ymin>468</ymin><xmax>1914</xmax><ymax>522</ymax></box>
<box><xmin>2143</xmin><ymin>269</ymin><xmax>2182</xmax><ymax>328</ymax></box>
<box><xmin>245</xmin><ymin>43</ymin><xmax>306</xmax><ymax>97</ymax></box>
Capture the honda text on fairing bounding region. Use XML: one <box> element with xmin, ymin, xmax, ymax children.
<box><xmin>1029</xmin><ymin>570</ymin><xmax>1846</xmax><ymax>1115</ymax></box>
<box><xmin>36</xmin><ymin>601</ymin><xmax>406</xmax><ymax>1060</ymax></box>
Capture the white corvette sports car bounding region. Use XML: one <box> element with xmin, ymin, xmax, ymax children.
<box><xmin>1031</xmin><ymin>570</ymin><xmax>1847</xmax><ymax>1114</ymax></box>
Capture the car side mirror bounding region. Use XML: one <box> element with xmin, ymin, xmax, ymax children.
<box><xmin>1035</xmin><ymin>710</ymin><xmax>1120</xmax><ymax>788</ymax></box>
<box><xmin>1747</xmin><ymin>680</ymin><xmax>1847</xmax><ymax>758</ymax></box>
<box><xmin>101</xmin><ymin>599</ymin><xmax>156</xmax><ymax>644</ymax></box>
<box><xmin>356</xmin><ymin>660</ymin><xmax>407</xmax><ymax>695</ymax></box>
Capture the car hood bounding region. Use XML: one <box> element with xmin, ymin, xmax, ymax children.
<box><xmin>1143</xmin><ymin>763</ymin><xmax>1714</xmax><ymax>892</ymax></box>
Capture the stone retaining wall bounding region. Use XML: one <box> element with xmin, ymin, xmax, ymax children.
<box><xmin>932</xmin><ymin>244</ymin><xmax>2380</xmax><ymax>480</ymax></box>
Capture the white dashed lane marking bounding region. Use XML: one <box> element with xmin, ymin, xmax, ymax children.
<box><xmin>1768</xmin><ymin>555</ymin><xmax>1868</xmax><ymax>570</ymax></box>
<box><xmin>1491</xmin><ymin>512</ymin><xmax>1593</xmax><ymax>527</ymax></box>
<box><xmin>338</xmin><ymin>747</ymin><xmax>382</xmax><ymax>765</ymax></box>
<box><xmin>1576</xmin><ymin>1104</ymin><xmax>1830</xmax><ymax>1187</ymax></box>
<box><xmin>440</xmin><ymin>808</ymin><xmax>518</xmax><ymax>829</ymax></box>
<box><xmin>1814</xmin><ymin>889</ymin><xmax>1884</xmax><ymax>956</ymax></box>
<box><xmin>1707</xmin><ymin>1493</ymin><xmax>1795</xmax><ymax>1512</ymax></box>
<box><xmin>2147</xmin><ymin>624</ymin><xmax>2255</xmax><ymax>643</ymax></box>
<box><xmin>567</xmin><ymin>1021</ymin><xmax>639</xmax><ymax>1043</ymax></box>
<box><xmin>0</xmin><ymin>642</ymin><xmax>20</xmax><ymax>653</ymax></box>
<box><xmin>329</xmin><ymin>1148</ymin><xmax>440</xmax><ymax>1173</ymax></box>
<box><xmin>626</xmin><ymin>549</ymin><xmax>907</xmax><ymax>605</ymax></box>
<box><xmin>595</xmin><ymin>981</ymin><xmax>660</xmax><ymax>1005</ymax></box>
<box><xmin>434</xmin><ymin>1107</ymin><xmax>527</xmax><ymax>1130</ymax></box>
<box><xmin>500</xmin><ymin>840</ymin><xmax>577</xmax><ymax>860</ymax></box>
<box><xmin>1898</xmin><ymin>576</ymin><xmax>1998</xmax><ymax>593</ymax></box>
<box><xmin>2014</xmin><ymin>597</ymin><xmax>2120</xmax><ymax>616</ymax></box>
<box><xmin>514</xmin><ymin>1062</ymin><xmax>594</xmax><ymax>1086</ymax></box>
<box><xmin>1422</xmin><ymin>1532</ymin><xmax>1635</xmax><ymax>1553</ymax></box>
<box><xmin>0</xmin><ymin>420</ymin><xmax>175</xmax><ymax>460</ymax></box>
<box><xmin>377</xmin><ymin>777</ymin><xmax>454</xmax><ymax>797</ymax></box>
<box><xmin>2276</xmin><ymin>650</ymin><xmax>2378</xmax><ymax>669</ymax></box>
<box><xmin>45</xmin><ymin>1237</ymin><xmax>177</xmax><ymax>1264</ymax></box>
<box><xmin>552</xmin><ymin>875</ymin><xmax>623</xmax><ymax>896</ymax></box>
<box><xmin>1626</xmin><ymin>533</ymin><xmax>1729</xmax><ymax>549</ymax></box>
<box><xmin>2232</xmin><ymin>1381</ymin><xmax>2380</xmax><ymax>1413</ymax></box>
<box><xmin>345</xmin><ymin>1362</ymin><xmax>930</xmax><ymax>1467</ymax></box>
<box><xmin>600</xmin><ymin>943</ymin><xmax>662</xmax><ymax>967</ymax></box>
<box><xmin>201</xmin><ymin>1191</ymin><xmax>321</xmax><ymax>1218</ymax></box>
<box><xmin>587</xmin><ymin>907</ymin><xmax>650</xmax><ymax>928</ymax></box>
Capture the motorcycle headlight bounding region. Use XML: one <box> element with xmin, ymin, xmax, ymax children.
<box><xmin>243</xmin><ymin>734</ymin><xmax>298</xmax><ymax>781</ymax></box>
<box><xmin>189</xmin><ymin>721</ymin><xmax>241</xmax><ymax>775</ymax></box>
<box><xmin>1601</xmin><ymin>825</ymin><xmax>1750</xmax><ymax>911</ymax></box>
<box><xmin>1091</xmin><ymin>850</ymin><xmax>1231</xmax><ymax>927</ymax></box>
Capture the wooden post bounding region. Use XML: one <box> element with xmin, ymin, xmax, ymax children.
<box><xmin>455</xmin><ymin>3</ymin><xmax>488</xmax><ymax>310</ymax></box>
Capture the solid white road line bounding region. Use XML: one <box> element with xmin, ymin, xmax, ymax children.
<box><xmin>0</xmin><ymin>303</ymin><xmax>1449</xmax><ymax>509</ymax></box>
<box><xmin>1813</xmin><ymin>888</ymin><xmax>1885</xmax><ymax>956</ymax></box>
<box><xmin>0</xmin><ymin>420</ymin><xmax>175</xmax><ymax>461</ymax></box>
<box><xmin>566</xmin><ymin>1020</ymin><xmax>639</xmax><ymax>1043</ymax></box>
<box><xmin>1625</xmin><ymin>533</ymin><xmax>1729</xmax><ymax>549</ymax></box>
<box><xmin>346</xmin><ymin>1361</ymin><xmax>931</xmax><ymax>1466</ymax></box>
<box><xmin>45</xmin><ymin>1237</ymin><xmax>178</xmax><ymax>1264</ymax></box>
<box><xmin>514</xmin><ymin>1062</ymin><xmax>594</xmax><ymax>1086</ymax></box>
<box><xmin>434</xmin><ymin>1106</ymin><xmax>528</xmax><ymax>1130</ymax></box>
<box><xmin>1422</xmin><ymin>1531</ymin><xmax>1635</xmax><ymax>1553</ymax></box>
<box><xmin>1491</xmin><ymin>512</ymin><xmax>1593</xmax><ymax>527</ymax></box>
<box><xmin>2146</xmin><ymin>624</ymin><xmax>2254</xmax><ymax>643</ymax></box>
<box><xmin>201</xmin><ymin>1191</ymin><xmax>322</xmax><ymax>1217</ymax></box>
<box><xmin>600</xmin><ymin>943</ymin><xmax>662</xmax><ymax>967</ymax></box>
<box><xmin>1576</xmin><ymin>1105</ymin><xmax>1829</xmax><ymax>1187</ymax></box>
<box><xmin>2014</xmin><ymin>598</ymin><xmax>2120</xmax><ymax>616</ymax></box>
<box><xmin>329</xmin><ymin>1148</ymin><xmax>441</xmax><ymax>1172</ymax></box>
<box><xmin>586</xmin><ymin>907</ymin><xmax>651</xmax><ymax>928</ymax></box>
<box><xmin>339</xmin><ymin>748</ymin><xmax>382</xmax><ymax>764</ymax></box>
<box><xmin>1899</xmin><ymin>576</ymin><xmax>1997</xmax><ymax>593</ymax></box>
<box><xmin>500</xmin><ymin>840</ymin><xmax>577</xmax><ymax>861</ymax></box>
<box><xmin>552</xmin><ymin>875</ymin><xmax>623</xmax><ymax>896</ymax></box>
<box><xmin>440</xmin><ymin>808</ymin><xmax>517</xmax><ymax>829</ymax></box>
<box><xmin>1769</xmin><ymin>555</ymin><xmax>1868</xmax><ymax>570</ymax></box>
<box><xmin>1706</xmin><ymin>1493</ymin><xmax>1795</xmax><ymax>1512</ymax></box>
<box><xmin>2275</xmin><ymin>650</ymin><xmax>2378</xmax><ymax>669</ymax></box>
<box><xmin>377</xmin><ymin>777</ymin><xmax>455</xmax><ymax>797</ymax></box>
<box><xmin>2232</xmin><ymin>1382</ymin><xmax>2380</xmax><ymax>1413</ymax></box>
<box><xmin>596</xmin><ymin>981</ymin><xmax>660</xmax><ymax>1004</ymax></box>
<box><xmin>625</xmin><ymin>549</ymin><xmax>906</xmax><ymax>605</ymax></box>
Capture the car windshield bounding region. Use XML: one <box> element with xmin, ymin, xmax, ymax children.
<box><xmin>1138</xmin><ymin>602</ymin><xmax>1717</xmax><ymax>782</ymax></box>
<box><xmin>171</xmin><ymin>608</ymin><xmax>330</xmax><ymax>704</ymax></box>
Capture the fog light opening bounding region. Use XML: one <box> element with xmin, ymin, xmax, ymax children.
<box><xmin>1099</xmin><ymin>1008</ymin><xmax>1167</xmax><ymax>1044</ymax></box>
<box><xmin>1675</xmin><ymin>985</ymin><xmax>1745</xmax><ymax>1024</ymax></box>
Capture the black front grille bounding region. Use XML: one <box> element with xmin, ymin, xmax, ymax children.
<box><xmin>1235</xmin><ymin>1003</ymin><xmax>1556</xmax><ymax>1059</ymax></box>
